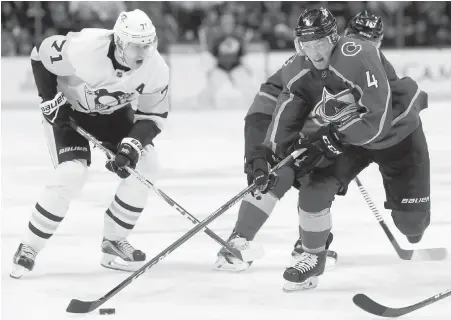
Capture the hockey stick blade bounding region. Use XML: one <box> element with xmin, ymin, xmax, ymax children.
<box><xmin>66</xmin><ymin>298</ymin><xmax>103</xmax><ymax>313</ymax></box>
<box><xmin>398</xmin><ymin>247</ymin><xmax>447</xmax><ymax>261</ymax></box>
<box><xmin>383</xmin><ymin>223</ymin><xmax>447</xmax><ymax>261</ymax></box>
<box><xmin>353</xmin><ymin>289</ymin><xmax>451</xmax><ymax>318</ymax></box>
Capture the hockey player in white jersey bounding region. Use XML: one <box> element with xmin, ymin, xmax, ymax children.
<box><xmin>11</xmin><ymin>9</ymin><xmax>169</xmax><ymax>279</ymax></box>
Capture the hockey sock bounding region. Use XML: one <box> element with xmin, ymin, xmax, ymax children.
<box><xmin>298</xmin><ymin>207</ymin><xmax>332</xmax><ymax>253</ymax></box>
<box><xmin>234</xmin><ymin>166</ymin><xmax>294</xmax><ymax>240</ymax></box>
<box><xmin>24</xmin><ymin>160</ymin><xmax>88</xmax><ymax>252</ymax></box>
<box><xmin>234</xmin><ymin>193</ymin><xmax>278</xmax><ymax>240</ymax></box>
<box><xmin>104</xmin><ymin>177</ymin><xmax>149</xmax><ymax>241</ymax></box>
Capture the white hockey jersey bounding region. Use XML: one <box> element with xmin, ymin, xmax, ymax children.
<box><xmin>30</xmin><ymin>28</ymin><xmax>169</xmax><ymax>130</ymax></box>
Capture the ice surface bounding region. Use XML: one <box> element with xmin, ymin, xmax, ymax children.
<box><xmin>2</xmin><ymin>104</ymin><xmax>450</xmax><ymax>320</ymax></box>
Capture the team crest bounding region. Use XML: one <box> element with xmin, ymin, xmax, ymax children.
<box><xmin>311</xmin><ymin>87</ymin><xmax>360</xmax><ymax>128</ymax></box>
<box><xmin>84</xmin><ymin>86</ymin><xmax>137</xmax><ymax>111</ymax></box>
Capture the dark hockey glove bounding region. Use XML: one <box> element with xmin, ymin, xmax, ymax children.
<box><xmin>289</xmin><ymin>124</ymin><xmax>343</xmax><ymax>174</ymax></box>
<box><xmin>106</xmin><ymin>138</ymin><xmax>143</xmax><ymax>179</ymax></box>
<box><xmin>245</xmin><ymin>145</ymin><xmax>278</xmax><ymax>199</ymax></box>
<box><xmin>40</xmin><ymin>92</ymin><xmax>73</xmax><ymax>128</ymax></box>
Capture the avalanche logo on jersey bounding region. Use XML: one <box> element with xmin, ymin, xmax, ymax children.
<box><xmin>311</xmin><ymin>87</ymin><xmax>360</xmax><ymax>128</ymax></box>
<box><xmin>83</xmin><ymin>86</ymin><xmax>137</xmax><ymax>112</ymax></box>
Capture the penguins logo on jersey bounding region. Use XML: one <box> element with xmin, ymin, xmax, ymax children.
<box><xmin>311</xmin><ymin>87</ymin><xmax>360</xmax><ymax>128</ymax></box>
<box><xmin>84</xmin><ymin>86</ymin><xmax>137</xmax><ymax>111</ymax></box>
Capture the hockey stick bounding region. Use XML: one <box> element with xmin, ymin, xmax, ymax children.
<box><xmin>354</xmin><ymin>177</ymin><xmax>447</xmax><ymax>261</ymax></box>
<box><xmin>353</xmin><ymin>289</ymin><xmax>451</xmax><ymax>318</ymax></box>
<box><xmin>66</xmin><ymin>148</ymin><xmax>305</xmax><ymax>313</ymax></box>
<box><xmin>69</xmin><ymin>120</ymin><xmax>255</xmax><ymax>262</ymax></box>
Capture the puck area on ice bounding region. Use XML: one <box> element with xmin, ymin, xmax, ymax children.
<box><xmin>99</xmin><ymin>308</ymin><xmax>116</xmax><ymax>315</ymax></box>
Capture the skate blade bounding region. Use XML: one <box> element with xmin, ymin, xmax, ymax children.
<box><xmin>213</xmin><ymin>256</ymin><xmax>250</xmax><ymax>272</ymax></box>
<box><xmin>282</xmin><ymin>276</ymin><xmax>318</xmax><ymax>292</ymax></box>
<box><xmin>100</xmin><ymin>253</ymin><xmax>144</xmax><ymax>272</ymax></box>
<box><xmin>10</xmin><ymin>264</ymin><xmax>30</xmax><ymax>279</ymax></box>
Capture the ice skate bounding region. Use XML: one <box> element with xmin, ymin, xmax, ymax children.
<box><xmin>101</xmin><ymin>238</ymin><xmax>146</xmax><ymax>272</ymax></box>
<box><xmin>291</xmin><ymin>233</ymin><xmax>337</xmax><ymax>270</ymax></box>
<box><xmin>213</xmin><ymin>231</ymin><xmax>264</xmax><ymax>272</ymax></box>
<box><xmin>283</xmin><ymin>251</ymin><xmax>327</xmax><ymax>292</ymax></box>
<box><xmin>10</xmin><ymin>243</ymin><xmax>38</xmax><ymax>279</ymax></box>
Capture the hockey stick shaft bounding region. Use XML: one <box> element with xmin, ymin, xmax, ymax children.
<box><xmin>69</xmin><ymin>120</ymin><xmax>245</xmax><ymax>261</ymax></box>
<box><xmin>66</xmin><ymin>148</ymin><xmax>305</xmax><ymax>313</ymax></box>
<box><xmin>354</xmin><ymin>177</ymin><xmax>402</xmax><ymax>249</ymax></box>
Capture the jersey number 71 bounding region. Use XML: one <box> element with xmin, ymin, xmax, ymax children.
<box><xmin>50</xmin><ymin>40</ymin><xmax>66</xmax><ymax>64</ymax></box>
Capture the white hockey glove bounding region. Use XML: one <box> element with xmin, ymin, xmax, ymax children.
<box><xmin>40</xmin><ymin>92</ymin><xmax>73</xmax><ymax>128</ymax></box>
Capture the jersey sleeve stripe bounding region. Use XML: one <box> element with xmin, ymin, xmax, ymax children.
<box><xmin>268</xmin><ymin>69</ymin><xmax>309</xmax><ymax>152</ymax></box>
<box><xmin>391</xmin><ymin>87</ymin><xmax>420</xmax><ymax>126</ymax></box>
<box><xmin>258</xmin><ymin>91</ymin><xmax>277</xmax><ymax>102</ymax></box>
<box><xmin>269</xmin><ymin>93</ymin><xmax>293</xmax><ymax>152</ymax></box>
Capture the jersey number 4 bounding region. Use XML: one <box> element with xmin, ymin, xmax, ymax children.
<box><xmin>366</xmin><ymin>71</ymin><xmax>378</xmax><ymax>88</ymax></box>
<box><xmin>50</xmin><ymin>40</ymin><xmax>66</xmax><ymax>64</ymax></box>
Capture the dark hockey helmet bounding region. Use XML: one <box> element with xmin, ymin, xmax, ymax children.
<box><xmin>345</xmin><ymin>11</ymin><xmax>384</xmax><ymax>43</ymax></box>
<box><xmin>295</xmin><ymin>7</ymin><xmax>338</xmax><ymax>42</ymax></box>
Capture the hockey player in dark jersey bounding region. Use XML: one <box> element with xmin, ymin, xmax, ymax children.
<box><xmin>249</xmin><ymin>7</ymin><xmax>430</xmax><ymax>291</ymax></box>
<box><xmin>214</xmin><ymin>11</ymin><xmax>387</xmax><ymax>273</ymax></box>
<box><xmin>198</xmin><ymin>12</ymin><xmax>258</xmax><ymax>108</ymax></box>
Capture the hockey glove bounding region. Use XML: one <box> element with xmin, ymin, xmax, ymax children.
<box><xmin>245</xmin><ymin>145</ymin><xmax>278</xmax><ymax>199</ymax></box>
<box><xmin>40</xmin><ymin>92</ymin><xmax>73</xmax><ymax>128</ymax></box>
<box><xmin>289</xmin><ymin>124</ymin><xmax>343</xmax><ymax>175</ymax></box>
<box><xmin>106</xmin><ymin>138</ymin><xmax>143</xmax><ymax>179</ymax></box>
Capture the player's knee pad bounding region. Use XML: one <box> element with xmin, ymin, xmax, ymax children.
<box><xmin>270</xmin><ymin>166</ymin><xmax>295</xmax><ymax>199</ymax></box>
<box><xmin>391</xmin><ymin>209</ymin><xmax>431</xmax><ymax>236</ymax></box>
<box><xmin>135</xmin><ymin>145</ymin><xmax>159</xmax><ymax>183</ymax></box>
<box><xmin>116</xmin><ymin>145</ymin><xmax>159</xmax><ymax>207</ymax></box>
<box><xmin>46</xmin><ymin>159</ymin><xmax>88</xmax><ymax>200</ymax></box>
<box><xmin>298</xmin><ymin>176</ymin><xmax>341</xmax><ymax>213</ymax></box>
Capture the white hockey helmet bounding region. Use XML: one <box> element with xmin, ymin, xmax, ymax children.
<box><xmin>113</xmin><ymin>9</ymin><xmax>158</xmax><ymax>65</ymax></box>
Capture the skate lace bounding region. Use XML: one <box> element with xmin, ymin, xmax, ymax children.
<box><xmin>293</xmin><ymin>252</ymin><xmax>318</xmax><ymax>273</ymax></box>
<box><xmin>116</xmin><ymin>240</ymin><xmax>135</xmax><ymax>254</ymax></box>
<box><xmin>22</xmin><ymin>245</ymin><xmax>37</xmax><ymax>259</ymax></box>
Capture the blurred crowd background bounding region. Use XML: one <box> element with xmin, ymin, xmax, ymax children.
<box><xmin>2</xmin><ymin>1</ymin><xmax>451</xmax><ymax>57</ymax></box>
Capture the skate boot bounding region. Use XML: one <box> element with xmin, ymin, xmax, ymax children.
<box><xmin>10</xmin><ymin>243</ymin><xmax>38</xmax><ymax>279</ymax></box>
<box><xmin>101</xmin><ymin>238</ymin><xmax>146</xmax><ymax>272</ymax></box>
<box><xmin>213</xmin><ymin>231</ymin><xmax>264</xmax><ymax>272</ymax></box>
<box><xmin>291</xmin><ymin>232</ymin><xmax>337</xmax><ymax>270</ymax></box>
<box><xmin>283</xmin><ymin>250</ymin><xmax>327</xmax><ymax>292</ymax></box>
